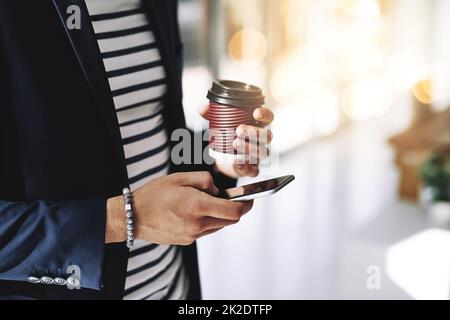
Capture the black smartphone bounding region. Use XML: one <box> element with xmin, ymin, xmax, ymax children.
<box><xmin>219</xmin><ymin>175</ymin><xmax>295</xmax><ymax>201</ymax></box>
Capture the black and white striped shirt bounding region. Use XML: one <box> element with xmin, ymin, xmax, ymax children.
<box><xmin>85</xmin><ymin>0</ymin><xmax>187</xmax><ymax>300</ymax></box>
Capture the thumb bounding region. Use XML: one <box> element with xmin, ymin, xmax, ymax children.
<box><xmin>199</xmin><ymin>104</ymin><xmax>210</xmax><ymax>120</ymax></box>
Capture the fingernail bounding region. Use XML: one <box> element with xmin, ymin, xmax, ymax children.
<box><xmin>236</xmin><ymin>127</ymin><xmax>245</xmax><ymax>136</ymax></box>
<box><xmin>254</xmin><ymin>109</ymin><xmax>263</xmax><ymax>120</ymax></box>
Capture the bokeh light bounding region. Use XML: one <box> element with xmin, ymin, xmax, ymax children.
<box><xmin>412</xmin><ymin>78</ymin><xmax>434</xmax><ymax>104</ymax></box>
<box><xmin>303</xmin><ymin>84</ymin><xmax>340</xmax><ymax>137</ymax></box>
<box><xmin>342</xmin><ymin>76</ymin><xmax>394</xmax><ymax>120</ymax></box>
<box><xmin>387</xmin><ymin>229</ymin><xmax>450</xmax><ymax>300</ymax></box>
<box><xmin>338</xmin><ymin>0</ymin><xmax>381</xmax><ymax>22</ymax></box>
<box><xmin>270</xmin><ymin>47</ymin><xmax>331</xmax><ymax>103</ymax></box>
<box><xmin>385</xmin><ymin>52</ymin><xmax>429</xmax><ymax>92</ymax></box>
<box><xmin>335</xmin><ymin>23</ymin><xmax>384</xmax><ymax>80</ymax></box>
<box><xmin>228</xmin><ymin>28</ymin><xmax>268</xmax><ymax>65</ymax></box>
<box><xmin>273</xmin><ymin>102</ymin><xmax>314</xmax><ymax>153</ymax></box>
<box><xmin>270</xmin><ymin>46</ymin><xmax>339</xmax><ymax>139</ymax></box>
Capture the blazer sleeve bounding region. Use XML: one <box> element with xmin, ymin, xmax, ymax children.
<box><xmin>0</xmin><ymin>199</ymin><xmax>107</xmax><ymax>290</ymax></box>
<box><xmin>0</xmin><ymin>22</ymin><xmax>106</xmax><ymax>291</ymax></box>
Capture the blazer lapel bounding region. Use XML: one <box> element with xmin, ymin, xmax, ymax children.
<box><xmin>52</xmin><ymin>0</ymin><xmax>128</xmax><ymax>184</ymax></box>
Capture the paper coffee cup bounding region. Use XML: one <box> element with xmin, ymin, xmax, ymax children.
<box><xmin>206</xmin><ymin>80</ymin><xmax>265</xmax><ymax>163</ymax></box>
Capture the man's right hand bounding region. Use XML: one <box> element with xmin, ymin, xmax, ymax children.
<box><xmin>105</xmin><ymin>172</ymin><xmax>253</xmax><ymax>245</ymax></box>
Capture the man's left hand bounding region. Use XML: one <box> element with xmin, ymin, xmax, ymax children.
<box><xmin>200</xmin><ymin>105</ymin><xmax>274</xmax><ymax>179</ymax></box>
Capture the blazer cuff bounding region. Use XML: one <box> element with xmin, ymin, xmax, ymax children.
<box><xmin>0</xmin><ymin>198</ymin><xmax>107</xmax><ymax>291</ymax></box>
<box><xmin>56</xmin><ymin>199</ymin><xmax>107</xmax><ymax>290</ymax></box>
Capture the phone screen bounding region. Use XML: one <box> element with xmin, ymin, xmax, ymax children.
<box><xmin>219</xmin><ymin>175</ymin><xmax>295</xmax><ymax>201</ymax></box>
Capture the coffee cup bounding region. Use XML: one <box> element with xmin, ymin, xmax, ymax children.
<box><xmin>206</xmin><ymin>80</ymin><xmax>265</xmax><ymax>162</ymax></box>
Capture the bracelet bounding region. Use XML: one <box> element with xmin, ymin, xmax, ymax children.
<box><xmin>122</xmin><ymin>187</ymin><xmax>135</xmax><ymax>248</ymax></box>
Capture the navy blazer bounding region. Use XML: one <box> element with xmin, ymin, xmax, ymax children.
<box><xmin>0</xmin><ymin>0</ymin><xmax>235</xmax><ymax>299</ymax></box>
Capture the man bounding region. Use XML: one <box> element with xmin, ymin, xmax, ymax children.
<box><xmin>0</xmin><ymin>0</ymin><xmax>274</xmax><ymax>299</ymax></box>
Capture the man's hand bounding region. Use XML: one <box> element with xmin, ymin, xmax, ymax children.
<box><xmin>200</xmin><ymin>105</ymin><xmax>274</xmax><ymax>178</ymax></box>
<box><xmin>105</xmin><ymin>172</ymin><xmax>253</xmax><ymax>245</ymax></box>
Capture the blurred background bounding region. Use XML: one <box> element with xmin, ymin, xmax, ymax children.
<box><xmin>178</xmin><ymin>0</ymin><xmax>450</xmax><ymax>299</ymax></box>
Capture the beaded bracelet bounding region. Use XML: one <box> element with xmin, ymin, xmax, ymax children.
<box><xmin>122</xmin><ymin>187</ymin><xmax>135</xmax><ymax>248</ymax></box>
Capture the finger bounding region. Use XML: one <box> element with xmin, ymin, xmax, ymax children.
<box><xmin>236</xmin><ymin>125</ymin><xmax>273</xmax><ymax>144</ymax></box>
<box><xmin>253</xmin><ymin>107</ymin><xmax>274</xmax><ymax>125</ymax></box>
<box><xmin>214</xmin><ymin>162</ymin><xmax>241</xmax><ymax>179</ymax></box>
<box><xmin>199</xmin><ymin>105</ymin><xmax>210</xmax><ymax>120</ymax></box>
<box><xmin>200</xmin><ymin>216</ymin><xmax>240</xmax><ymax>231</ymax></box>
<box><xmin>233</xmin><ymin>164</ymin><xmax>259</xmax><ymax>177</ymax></box>
<box><xmin>197</xmin><ymin>227</ymin><xmax>224</xmax><ymax>239</ymax></box>
<box><xmin>170</xmin><ymin>172</ymin><xmax>219</xmax><ymax>195</ymax></box>
<box><xmin>233</xmin><ymin>138</ymin><xmax>270</xmax><ymax>160</ymax></box>
<box><xmin>199</xmin><ymin>194</ymin><xmax>254</xmax><ymax>220</ymax></box>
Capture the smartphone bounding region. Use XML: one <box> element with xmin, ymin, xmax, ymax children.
<box><xmin>219</xmin><ymin>175</ymin><xmax>295</xmax><ymax>201</ymax></box>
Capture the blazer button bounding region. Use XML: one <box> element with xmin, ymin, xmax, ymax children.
<box><xmin>53</xmin><ymin>277</ymin><xmax>67</xmax><ymax>286</ymax></box>
<box><xmin>66</xmin><ymin>275</ymin><xmax>80</xmax><ymax>287</ymax></box>
<box><xmin>40</xmin><ymin>276</ymin><xmax>54</xmax><ymax>285</ymax></box>
<box><xmin>27</xmin><ymin>276</ymin><xmax>41</xmax><ymax>284</ymax></box>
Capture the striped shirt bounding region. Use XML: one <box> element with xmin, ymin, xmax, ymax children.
<box><xmin>85</xmin><ymin>0</ymin><xmax>188</xmax><ymax>300</ymax></box>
